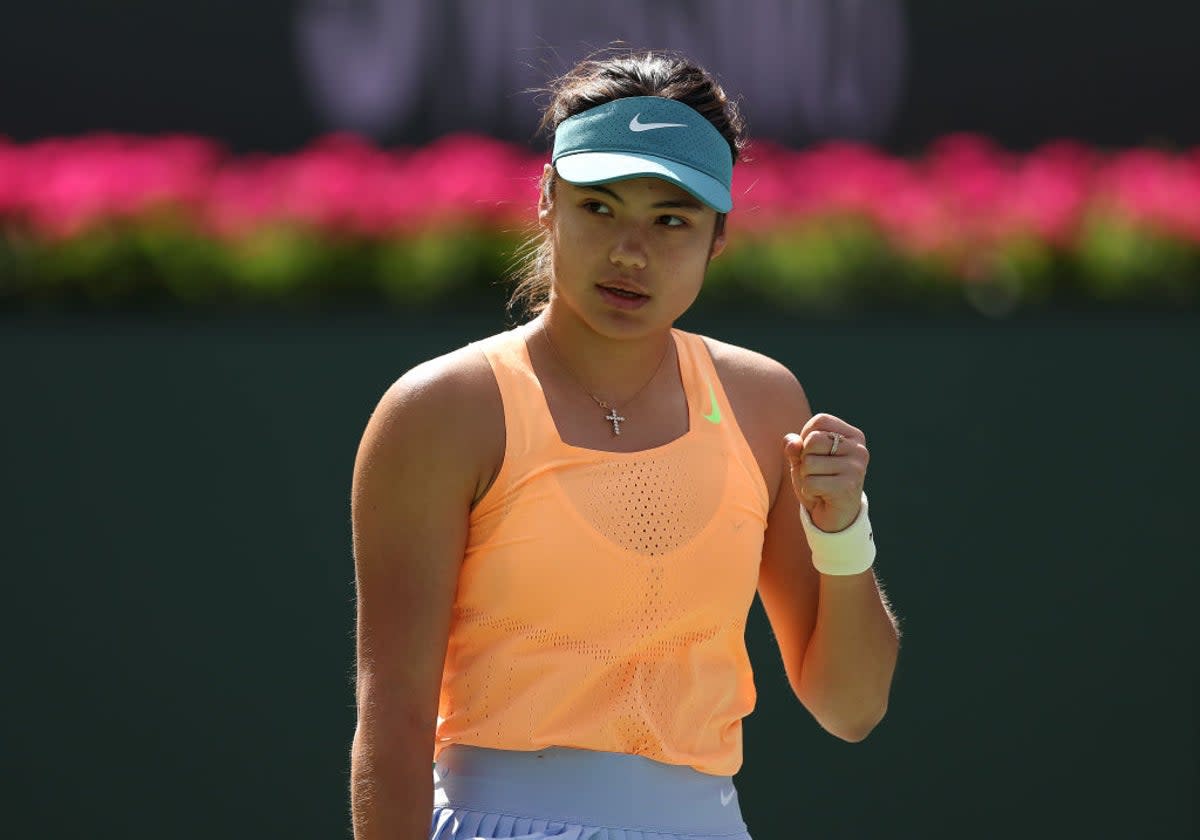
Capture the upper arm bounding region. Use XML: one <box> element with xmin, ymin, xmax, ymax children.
<box><xmin>708</xmin><ymin>339</ymin><xmax>818</xmax><ymax>700</ymax></box>
<box><xmin>350</xmin><ymin>348</ymin><xmax>502</xmax><ymax>745</ymax></box>
<box><xmin>753</xmin><ymin>364</ymin><xmax>820</xmax><ymax>701</ymax></box>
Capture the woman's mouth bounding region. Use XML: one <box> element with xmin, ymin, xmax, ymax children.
<box><xmin>596</xmin><ymin>283</ymin><xmax>650</xmax><ymax>310</ymax></box>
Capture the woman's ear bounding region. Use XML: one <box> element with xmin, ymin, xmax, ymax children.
<box><xmin>709</xmin><ymin>228</ymin><xmax>727</xmax><ymax>260</ymax></box>
<box><xmin>537</xmin><ymin>164</ymin><xmax>555</xmax><ymax>225</ymax></box>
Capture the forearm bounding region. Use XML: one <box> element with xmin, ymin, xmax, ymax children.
<box><xmin>797</xmin><ymin>568</ymin><xmax>899</xmax><ymax>741</ymax></box>
<box><xmin>350</xmin><ymin>724</ymin><xmax>433</xmax><ymax>840</ymax></box>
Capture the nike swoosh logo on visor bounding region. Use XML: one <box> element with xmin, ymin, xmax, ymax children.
<box><xmin>629</xmin><ymin>114</ymin><xmax>688</xmax><ymax>132</ymax></box>
<box><xmin>703</xmin><ymin>382</ymin><xmax>722</xmax><ymax>424</ymax></box>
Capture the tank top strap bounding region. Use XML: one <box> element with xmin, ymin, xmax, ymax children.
<box><xmin>672</xmin><ymin>328</ymin><xmax>771</xmax><ymax>514</ymax></box>
<box><xmin>672</xmin><ymin>327</ymin><xmax>737</xmax><ymax>439</ymax></box>
<box><xmin>471</xmin><ymin>327</ymin><xmax>559</xmax><ymax>460</ymax></box>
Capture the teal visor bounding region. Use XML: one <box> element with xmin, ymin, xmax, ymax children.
<box><xmin>550</xmin><ymin>96</ymin><xmax>734</xmax><ymax>213</ymax></box>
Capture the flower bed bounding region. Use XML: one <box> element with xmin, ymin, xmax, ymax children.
<box><xmin>1</xmin><ymin>132</ymin><xmax>1197</xmax><ymax>313</ymax></box>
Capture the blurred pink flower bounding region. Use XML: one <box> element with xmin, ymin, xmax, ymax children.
<box><xmin>1005</xmin><ymin>140</ymin><xmax>1096</xmax><ymax>244</ymax></box>
<box><xmin>1</xmin><ymin>130</ymin><xmax>1197</xmax><ymax>260</ymax></box>
<box><xmin>1097</xmin><ymin>147</ymin><xmax>1200</xmax><ymax>241</ymax></box>
<box><xmin>204</xmin><ymin>154</ymin><xmax>284</xmax><ymax>239</ymax></box>
<box><xmin>6</xmin><ymin>134</ymin><xmax>221</xmax><ymax>239</ymax></box>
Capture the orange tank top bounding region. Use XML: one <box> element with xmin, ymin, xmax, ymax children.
<box><xmin>434</xmin><ymin>326</ymin><xmax>771</xmax><ymax>776</ymax></box>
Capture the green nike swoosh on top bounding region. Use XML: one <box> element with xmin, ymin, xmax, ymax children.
<box><xmin>703</xmin><ymin>382</ymin><xmax>722</xmax><ymax>424</ymax></box>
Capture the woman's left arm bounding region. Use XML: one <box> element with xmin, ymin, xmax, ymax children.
<box><xmin>755</xmin><ymin>376</ymin><xmax>900</xmax><ymax>742</ymax></box>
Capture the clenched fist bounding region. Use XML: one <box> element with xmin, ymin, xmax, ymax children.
<box><xmin>785</xmin><ymin>413</ymin><xmax>869</xmax><ymax>534</ymax></box>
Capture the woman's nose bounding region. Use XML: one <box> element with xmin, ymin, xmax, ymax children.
<box><xmin>609</xmin><ymin>226</ymin><xmax>648</xmax><ymax>270</ymax></box>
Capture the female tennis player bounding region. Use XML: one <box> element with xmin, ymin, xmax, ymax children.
<box><xmin>350</xmin><ymin>49</ymin><xmax>900</xmax><ymax>840</ymax></box>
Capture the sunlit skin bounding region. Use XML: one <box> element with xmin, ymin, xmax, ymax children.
<box><xmin>347</xmin><ymin>67</ymin><xmax>901</xmax><ymax>838</ymax></box>
<box><xmin>536</xmin><ymin>165</ymin><xmax>725</xmax><ymax>399</ymax></box>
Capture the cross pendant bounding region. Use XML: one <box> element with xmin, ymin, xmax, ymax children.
<box><xmin>604</xmin><ymin>407</ymin><xmax>626</xmax><ymax>436</ymax></box>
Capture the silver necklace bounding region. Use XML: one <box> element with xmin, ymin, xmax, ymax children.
<box><xmin>540</xmin><ymin>323</ymin><xmax>671</xmax><ymax>436</ymax></box>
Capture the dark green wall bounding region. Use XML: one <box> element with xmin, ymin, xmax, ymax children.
<box><xmin>3</xmin><ymin>312</ymin><xmax>1196</xmax><ymax>839</ymax></box>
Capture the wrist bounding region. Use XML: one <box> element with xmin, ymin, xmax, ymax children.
<box><xmin>799</xmin><ymin>491</ymin><xmax>876</xmax><ymax>576</ymax></box>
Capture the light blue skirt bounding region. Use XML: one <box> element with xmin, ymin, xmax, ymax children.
<box><xmin>431</xmin><ymin>744</ymin><xmax>752</xmax><ymax>840</ymax></box>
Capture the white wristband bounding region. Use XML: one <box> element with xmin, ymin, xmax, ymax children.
<box><xmin>798</xmin><ymin>491</ymin><xmax>876</xmax><ymax>576</ymax></box>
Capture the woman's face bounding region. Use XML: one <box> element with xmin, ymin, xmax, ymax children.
<box><xmin>540</xmin><ymin>169</ymin><xmax>726</xmax><ymax>339</ymax></box>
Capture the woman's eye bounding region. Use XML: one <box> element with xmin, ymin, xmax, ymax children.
<box><xmin>583</xmin><ymin>201</ymin><xmax>611</xmax><ymax>215</ymax></box>
<box><xmin>659</xmin><ymin>215</ymin><xmax>687</xmax><ymax>227</ymax></box>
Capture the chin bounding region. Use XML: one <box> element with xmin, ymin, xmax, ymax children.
<box><xmin>550</xmin><ymin>279</ymin><xmax>696</xmax><ymax>338</ymax></box>
<box><xmin>588</xmin><ymin>299</ymin><xmax>681</xmax><ymax>339</ymax></box>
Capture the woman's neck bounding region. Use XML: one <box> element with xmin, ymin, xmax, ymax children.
<box><xmin>535</xmin><ymin>307</ymin><xmax>674</xmax><ymax>405</ymax></box>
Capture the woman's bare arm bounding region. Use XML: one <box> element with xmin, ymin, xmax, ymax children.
<box><xmin>706</xmin><ymin>338</ymin><xmax>898</xmax><ymax>742</ymax></box>
<box><xmin>349</xmin><ymin>348</ymin><xmax>501</xmax><ymax>840</ymax></box>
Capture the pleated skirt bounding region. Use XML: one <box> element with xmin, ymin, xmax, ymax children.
<box><xmin>431</xmin><ymin>744</ymin><xmax>753</xmax><ymax>840</ymax></box>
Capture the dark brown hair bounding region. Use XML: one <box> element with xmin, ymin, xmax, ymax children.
<box><xmin>507</xmin><ymin>49</ymin><xmax>747</xmax><ymax>319</ymax></box>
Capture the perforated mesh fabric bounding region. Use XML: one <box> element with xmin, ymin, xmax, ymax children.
<box><xmin>555</xmin><ymin>449</ymin><xmax>724</xmax><ymax>556</ymax></box>
<box><xmin>435</xmin><ymin>328</ymin><xmax>769</xmax><ymax>777</ymax></box>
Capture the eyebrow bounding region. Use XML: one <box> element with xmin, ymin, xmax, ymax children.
<box><xmin>581</xmin><ymin>184</ymin><xmax>705</xmax><ymax>211</ymax></box>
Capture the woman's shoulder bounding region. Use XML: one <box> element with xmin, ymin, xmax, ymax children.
<box><xmin>696</xmin><ymin>331</ymin><xmax>811</xmax><ymax>425</ymax></box>
<box><xmin>367</xmin><ymin>332</ymin><xmax>508</xmax><ymax>499</ymax></box>
<box><xmin>386</xmin><ymin>331</ymin><xmax>508</xmax><ymax>410</ymax></box>
<box><xmin>690</xmin><ymin>331</ymin><xmax>806</xmax><ymax>402</ymax></box>
<box><xmin>680</xmin><ymin>331</ymin><xmax>811</xmax><ymax>505</ymax></box>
